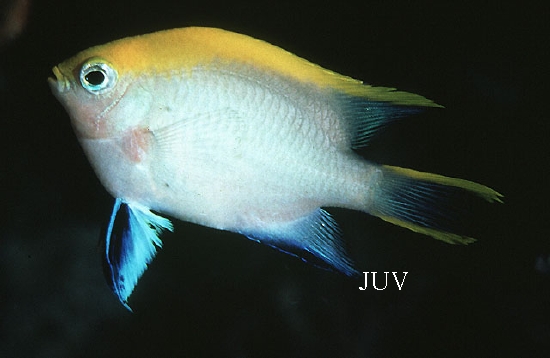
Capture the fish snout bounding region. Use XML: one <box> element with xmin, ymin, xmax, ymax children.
<box><xmin>48</xmin><ymin>65</ymin><xmax>71</xmax><ymax>93</ymax></box>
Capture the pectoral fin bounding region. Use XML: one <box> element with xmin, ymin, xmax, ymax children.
<box><xmin>102</xmin><ymin>198</ymin><xmax>173</xmax><ymax>310</ymax></box>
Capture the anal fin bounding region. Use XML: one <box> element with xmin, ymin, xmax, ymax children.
<box><xmin>243</xmin><ymin>208</ymin><xmax>358</xmax><ymax>276</ymax></box>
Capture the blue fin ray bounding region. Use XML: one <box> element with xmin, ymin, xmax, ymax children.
<box><xmin>103</xmin><ymin>198</ymin><xmax>173</xmax><ymax>310</ymax></box>
<box><xmin>244</xmin><ymin>208</ymin><xmax>358</xmax><ymax>276</ymax></box>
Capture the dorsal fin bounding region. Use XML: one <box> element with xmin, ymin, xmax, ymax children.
<box><xmin>336</xmin><ymin>94</ymin><xmax>431</xmax><ymax>149</ymax></box>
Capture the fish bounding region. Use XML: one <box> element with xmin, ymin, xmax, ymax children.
<box><xmin>48</xmin><ymin>27</ymin><xmax>502</xmax><ymax>310</ymax></box>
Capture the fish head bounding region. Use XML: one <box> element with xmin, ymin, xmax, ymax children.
<box><xmin>49</xmin><ymin>55</ymin><xmax>125</xmax><ymax>140</ymax></box>
<box><xmin>48</xmin><ymin>40</ymin><xmax>166</xmax><ymax>202</ymax></box>
<box><xmin>48</xmin><ymin>42</ymin><xmax>151</xmax><ymax>141</ymax></box>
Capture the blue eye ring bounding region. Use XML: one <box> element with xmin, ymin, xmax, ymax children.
<box><xmin>79</xmin><ymin>58</ymin><xmax>117</xmax><ymax>94</ymax></box>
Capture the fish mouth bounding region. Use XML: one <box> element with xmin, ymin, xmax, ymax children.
<box><xmin>48</xmin><ymin>65</ymin><xmax>71</xmax><ymax>93</ymax></box>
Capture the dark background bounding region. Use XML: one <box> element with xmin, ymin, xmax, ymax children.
<box><xmin>1</xmin><ymin>1</ymin><xmax>547</xmax><ymax>357</ymax></box>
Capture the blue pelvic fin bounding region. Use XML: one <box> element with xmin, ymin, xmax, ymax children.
<box><xmin>102</xmin><ymin>198</ymin><xmax>173</xmax><ymax>311</ymax></box>
<box><xmin>244</xmin><ymin>208</ymin><xmax>358</xmax><ymax>276</ymax></box>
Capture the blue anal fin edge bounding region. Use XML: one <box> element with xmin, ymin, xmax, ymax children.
<box><xmin>102</xmin><ymin>198</ymin><xmax>173</xmax><ymax>311</ymax></box>
<box><xmin>244</xmin><ymin>208</ymin><xmax>359</xmax><ymax>277</ymax></box>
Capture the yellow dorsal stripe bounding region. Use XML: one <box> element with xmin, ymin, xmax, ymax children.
<box><xmin>66</xmin><ymin>27</ymin><xmax>441</xmax><ymax>107</ymax></box>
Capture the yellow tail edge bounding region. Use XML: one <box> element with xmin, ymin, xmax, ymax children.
<box><xmin>383</xmin><ymin>165</ymin><xmax>504</xmax><ymax>204</ymax></box>
<box><xmin>378</xmin><ymin>216</ymin><xmax>477</xmax><ymax>245</ymax></box>
<box><xmin>375</xmin><ymin>165</ymin><xmax>503</xmax><ymax>244</ymax></box>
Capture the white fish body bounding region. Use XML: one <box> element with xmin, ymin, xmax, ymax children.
<box><xmin>49</xmin><ymin>27</ymin><xmax>501</xmax><ymax>309</ymax></box>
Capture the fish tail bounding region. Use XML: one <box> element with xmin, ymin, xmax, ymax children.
<box><xmin>367</xmin><ymin>165</ymin><xmax>503</xmax><ymax>244</ymax></box>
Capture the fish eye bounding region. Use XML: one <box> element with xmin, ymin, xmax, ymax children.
<box><xmin>85</xmin><ymin>70</ymin><xmax>105</xmax><ymax>86</ymax></box>
<box><xmin>79</xmin><ymin>58</ymin><xmax>117</xmax><ymax>94</ymax></box>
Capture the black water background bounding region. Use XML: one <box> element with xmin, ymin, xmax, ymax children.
<box><xmin>1</xmin><ymin>1</ymin><xmax>547</xmax><ymax>357</ymax></box>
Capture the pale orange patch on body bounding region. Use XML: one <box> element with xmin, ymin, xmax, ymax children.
<box><xmin>121</xmin><ymin>127</ymin><xmax>151</xmax><ymax>163</ymax></box>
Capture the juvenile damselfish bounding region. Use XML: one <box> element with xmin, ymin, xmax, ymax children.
<box><xmin>49</xmin><ymin>27</ymin><xmax>502</xmax><ymax>310</ymax></box>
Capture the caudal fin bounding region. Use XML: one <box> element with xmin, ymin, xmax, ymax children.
<box><xmin>369</xmin><ymin>165</ymin><xmax>503</xmax><ymax>244</ymax></box>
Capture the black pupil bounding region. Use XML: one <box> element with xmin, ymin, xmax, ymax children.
<box><xmin>85</xmin><ymin>70</ymin><xmax>105</xmax><ymax>86</ymax></box>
